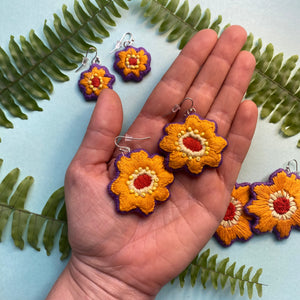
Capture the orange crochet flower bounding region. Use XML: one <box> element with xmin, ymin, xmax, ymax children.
<box><xmin>108</xmin><ymin>150</ymin><xmax>174</xmax><ymax>215</ymax></box>
<box><xmin>246</xmin><ymin>169</ymin><xmax>300</xmax><ymax>239</ymax></box>
<box><xmin>159</xmin><ymin>114</ymin><xmax>227</xmax><ymax>175</ymax></box>
<box><xmin>215</xmin><ymin>184</ymin><xmax>253</xmax><ymax>247</ymax></box>
<box><xmin>78</xmin><ymin>64</ymin><xmax>115</xmax><ymax>101</ymax></box>
<box><xmin>114</xmin><ymin>46</ymin><xmax>151</xmax><ymax>81</ymax></box>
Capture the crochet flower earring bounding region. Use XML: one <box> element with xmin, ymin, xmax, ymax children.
<box><xmin>245</xmin><ymin>160</ymin><xmax>300</xmax><ymax>240</ymax></box>
<box><xmin>112</xmin><ymin>32</ymin><xmax>151</xmax><ymax>82</ymax></box>
<box><xmin>77</xmin><ymin>47</ymin><xmax>115</xmax><ymax>101</ymax></box>
<box><xmin>159</xmin><ymin>97</ymin><xmax>228</xmax><ymax>175</ymax></box>
<box><xmin>108</xmin><ymin>135</ymin><xmax>174</xmax><ymax>216</ymax></box>
<box><xmin>214</xmin><ymin>183</ymin><xmax>253</xmax><ymax>247</ymax></box>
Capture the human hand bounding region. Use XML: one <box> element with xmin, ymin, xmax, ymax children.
<box><xmin>47</xmin><ymin>25</ymin><xmax>257</xmax><ymax>299</ymax></box>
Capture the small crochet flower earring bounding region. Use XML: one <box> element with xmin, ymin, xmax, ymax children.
<box><xmin>77</xmin><ymin>47</ymin><xmax>115</xmax><ymax>101</ymax></box>
<box><xmin>108</xmin><ymin>135</ymin><xmax>174</xmax><ymax>216</ymax></box>
<box><xmin>159</xmin><ymin>97</ymin><xmax>228</xmax><ymax>175</ymax></box>
<box><xmin>111</xmin><ymin>32</ymin><xmax>151</xmax><ymax>82</ymax></box>
<box><xmin>245</xmin><ymin>160</ymin><xmax>300</xmax><ymax>240</ymax></box>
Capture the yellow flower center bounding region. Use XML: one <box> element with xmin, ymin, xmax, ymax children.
<box><xmin>126</xmin><ymin>54</ymin><xmax>140</xmax><ymax>69</ymax></box>
<box><xmin>127</xmin><ymin>167</ymin><xmax>159</xmax><ymax>197</ymax></box>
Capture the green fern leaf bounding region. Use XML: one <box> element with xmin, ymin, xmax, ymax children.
<box><xmin>57</xmin><ymin>203</ymin><xmax>70</xmax><ymax>260</ymax></box>
<box><xmin>217</xmin><ymin>257</ymin><xmax>229</xmax><ymax>288</ymax></box>
<box><xmin>59</xmin><ymin>222</ymin><xmax>70</xmax><ymax>260</ymax></box>
<box><xmin>140</xmin><ymin>0</ymin><xmax>226</xmax><ymax>49</ymax></box>
<box><xmin>207</xmin><ymin>254</ymin><xmax>218</xmax><ymax>289</ymax></box>
<box><xmin>252</xmin><ymin>268</ymin><xmax>263</xmax><ymax>298</ymax></box>
<box><xmin>41</xmin><ymin>186</ymin><xmax>66</xmax><ymax>256</ymax></box>
<box><xmin>27</xmin><ymin>215</ymin><xmax>47</xmax><ymax>251</ymax></box>
<box><xmin>236</xmin><ymin>265</ymin><xmax>246</xmax><ymax>295</ymax></box>
<box><xmin>0</xmin><ymin>167</ymin><xmax>34</xmax><ymax>244</ymax></box>
<box><xmin>248</xmin><ymin>39</ymin><xmax>300</xmax><ymax>146</ymax></box>
<box><xmin>10</xmin><ymin>176</ymin><xmax>34</xmax><ymax>249</ymax></box>
<box><xmin>0</xmin><ymin>0</ymin><xmax>126</xmax><ymax>133</ymax></box>
<box><xmin>0</xmin><ymin>160</ymin><xmax>69</xmax><ymax>258</ymax></box>
<box><xmin>173</xmin><ymin>249</ymin><xmax>264</xmax><ymax>299</ymax></box>
<box><xmin>190</xmin><ymin>262</ymin><xmax>200</xmax><ymax>287</ymax></box>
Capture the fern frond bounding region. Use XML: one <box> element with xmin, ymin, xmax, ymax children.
<box><xmin>0</xmin><ymin>0</ymin><xmax>127</xmax><ymax>132</ymax></box>
<box><xmin>0</xmin><ymin>161</ymin><xmax>69</xmax><ymax>259</ymax></box>
<box><xmin>244</xmin><ymin>36</ymin><xmax>300</xmax><ymax>146</ymax></box>
<box><xmin>139</xmin><ymin>0</ymin><xmax>300</xmax><ymax>147</ymax></box>
<box><xmin>140</xmin><ymin>0</ymin><xmax>222</xmax><ymax>49</ymax></box>
<box><xmin>172</xmin><ymin>248</ymin><xmax>264</xmax><ymax>299</ymax></box>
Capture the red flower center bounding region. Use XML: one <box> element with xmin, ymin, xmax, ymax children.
<box><xmin>129</xmin><ymin>57</ymin><xmax>138</xmax><ymax>65</ymax></box>
<box><xmin>273</xmin><ymin>197</ymin><xmax>290</xmax><ymax>214</ymax></box>
<box><xmin>224</xmin><ymin>202</ymin><xmax>236</xmax><ymax>221</ymax></box>
<box><xmin>134</xmin><ymin>174</ymin><xmax>152</xmax><ymax>190</ymax></box>
<box><xmin>183</xmin><ymin>137</ymin><xmax>202</xmax><ymax>152</ymax></box>
<box><xmin>92</xmin><ymin>77</ymin><xmax>101</xmax><ymax>87</ymax></box>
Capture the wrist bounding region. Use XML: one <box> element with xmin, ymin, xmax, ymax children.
<box><xmin>47</xmin><ymin>255</ymin><xmax>155</xmax><ymax>300</ymax></box>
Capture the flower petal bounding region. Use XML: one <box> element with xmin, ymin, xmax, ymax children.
<box><xmin>159</xmin><ymin>135</ymin><xmax>178</xmax><ymax>153</ymax></box>
<box><xmin>208</xmin><ymin>136</ymin><xmax>227</xmax><ymax>153</ymax></box>
<box><xmin>168</xmin><ymin>151</ymin><xmax>187</xmax><ymax>169</ymax></box>
<box><xmin>118</xmin><ymin>193</ymin><xmax>138</xmax><ymax>212</ymax></box>
<box><xmin>275</xmin><ymin>221</ymin><xmax>293</xmax><ymax>238</ymax></box>
<box><xmin>136</xmin><ymin>195</ymin><xmax>156</xmax><ymax>215</ymax></box>
<box><xmin>186</xmin><ymin>158</ymin><xmax>205</xmax><ymax>174</ymax></box>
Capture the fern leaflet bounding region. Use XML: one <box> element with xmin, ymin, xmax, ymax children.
<box><xmin>172</xmin><ymin>248</ymin><xmax>264</xmax><ymax>299</ymax></box>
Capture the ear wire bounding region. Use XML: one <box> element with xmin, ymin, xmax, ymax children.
<box><xmin>114</xmin><ymin>135</ymin><xmax>150</xmax><ymax>154</ymax></box>
<box><xmin>171</xmin><ymin>97</ymin><xmax>196</xmax><ymax>116</ymax></box>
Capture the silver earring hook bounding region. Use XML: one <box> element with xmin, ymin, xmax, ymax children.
<box><xmin>286</xmin><ymin>159</ymin><xmax>299</xmax><ymax>175</ymax></box>
<box><xmin>110</xmin><ymin>32</ymin><xmax>135</xmax><ymax>53</ymax></box>
<box><xmin>75</xmin><ymin>47</ymin><xmax>100</xmax><ymax>72</ymax></box>
<box><xmin>172</xmin><ymin>97</ymin><xmax>196</xmax><ymax>116</ymax></box>
<box><xmin>114</xmin><ymin>135</ymin><xmax>150</xmax><ymax>154</ymax></box>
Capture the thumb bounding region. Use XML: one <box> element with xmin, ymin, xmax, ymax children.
<box><xmin>72</xmin><ymin>89</ymin><xmax>123</xmax><ymax>166</ymax></box>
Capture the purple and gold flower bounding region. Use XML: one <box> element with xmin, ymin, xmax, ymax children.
<box><xmin>108</xmin><ymin>150</ymin><xmax>174</xmax><ymax>215</ymax></box>
<box><xmin>159</xmin><ymin>114</ymin><xmax>227</xmax><ymax>175</ymax></box>
<box><xmin>114</xmin><ymin>46</ymin><xmax>151</xmax><ymax>82</ymax></box>
<box><xmin>246</xmin><ymin>169</ymin><xmax>300</xmax><ymax>239</ymax></box>
<box><xmin>215</xmin><ymin>183</ymin><xmax>253</xmax><ymax>247</ymax></box>
<box><xmin>78</xmin><ymin>64</ymin><xmax>115</xmax><ymax>101</ymax></box>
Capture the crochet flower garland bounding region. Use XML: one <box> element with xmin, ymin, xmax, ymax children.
<box><xmin>113</xmin><ymin>46</ymin><xmax>151</xmax><ymax>81</ymax></box>
<box><xmin>159</xmin><ymin>114</ymin><xmax>227</xmax><ymax>175</ymax></box>
<box><xmin>78</xmin><ymin>64</ymin><xmax>115</xmax><ymax>101</ymax></box>
<box><xmin>108</xmin><ymin>150</ymin><xmax>174</xmax><ymax>215</ymax></box>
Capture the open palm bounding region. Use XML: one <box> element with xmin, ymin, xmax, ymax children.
<box><xmin>48</xmin><ymin>26</ymin><xmax>258</xmax><ymax>299</ymax></box>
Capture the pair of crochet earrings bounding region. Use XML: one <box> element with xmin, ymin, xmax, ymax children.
<box><xmin>77</xmin><ymin>32</ymin><xmax>151</xmax><ymax>101</ymax></box>
<box><xmin>108</xmin><ymin>98</ymin><xmax>228</xmax><ymax>216</ymax></box>
<box><xmin>215</xmin><ymin>160</ymin><xmax>300</xmax><ymax>247</ymax></box>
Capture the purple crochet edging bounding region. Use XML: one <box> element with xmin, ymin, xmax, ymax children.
<box><xmin>214</xmin><ymin>182</ymin><xmax>254</xmax><ymax>247</ymax></box>
<box><xmin>158</xmin><ymin>113</ymin><xmax>228</xmax><ymax>176</ymax></box>
<box><xmin>113</xmin><ymin>46</ymin><xmax>151</xmax><ymax>82</ymax></box>
<box><xmin>78</xmin><ymin>64</ymin><xmax>115</xmax><ymax>101</ymax></box>
<box><xmin>107</xmin><ymin>149</ymin><xmax>174</xmax><ymax>217</ymax></box>
<box><xmin>244</xmin><ymin>168</ymin><xmax>300</xmax><ymax>240</ymax></box>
